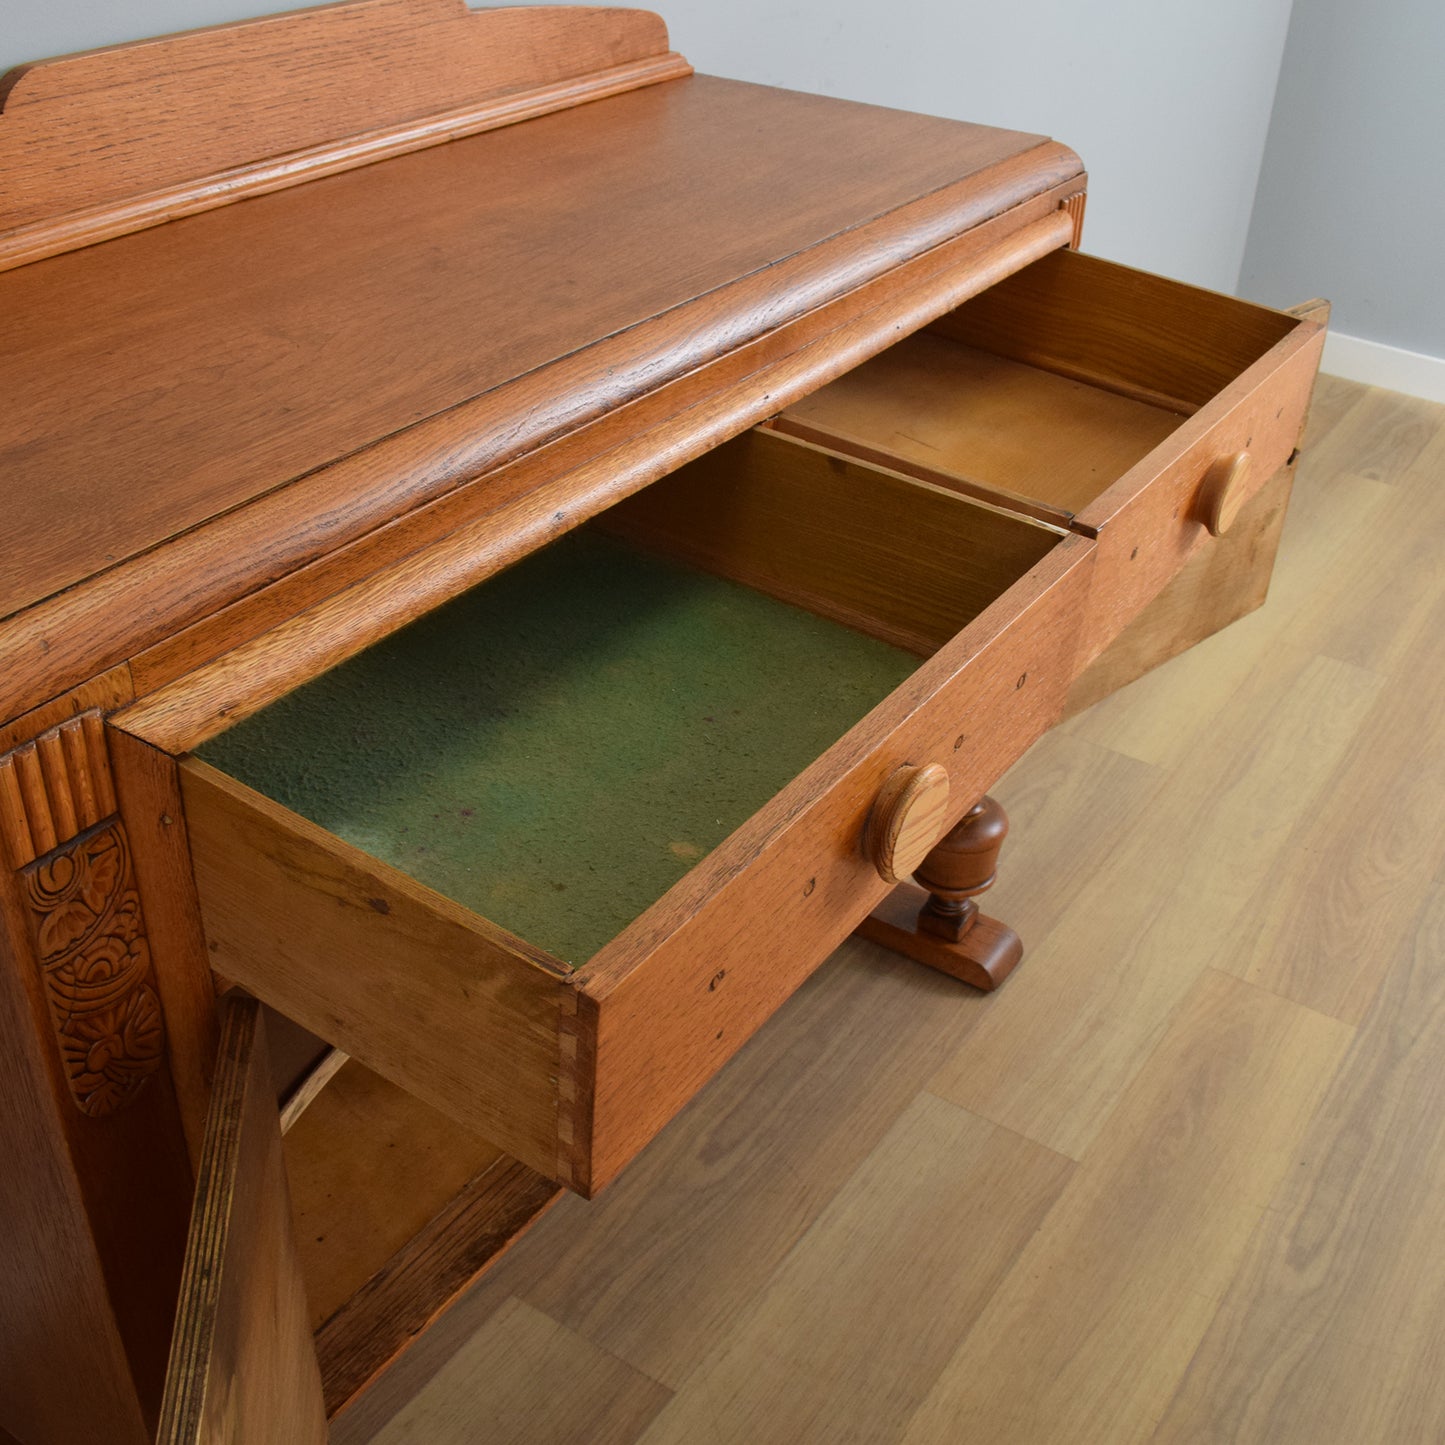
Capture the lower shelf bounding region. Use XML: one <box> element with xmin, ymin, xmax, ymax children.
<box><xmin>279</xmin><ymin>1052</ymin><xmax>561</xmax><ymax>1418</ymax></box>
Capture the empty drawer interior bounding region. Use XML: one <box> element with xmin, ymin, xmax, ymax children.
<box><xmin>775</xmin><ymin>247</ymin><xmax>1300</xmax><ymax>524</ymax></box>
<box><xmin>193</xmin><ymin>427</ymin><xmax>1065</xmax><ymax>968</ymax></box>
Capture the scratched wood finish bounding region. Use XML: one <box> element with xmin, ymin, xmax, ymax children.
<box><xmin>0</xmin><ymin>1</ymin><xmax>688</xmax><ymax>269</ymax></box>
<box><xmin>157</xmin><ymin>995</ymin><xmax>327</xmax><ymax>1444</ymax></box>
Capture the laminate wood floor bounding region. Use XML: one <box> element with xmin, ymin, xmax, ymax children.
<box><xmin>347</xmin><ymin>375</ymin><xmax>1445</xmax><ymax>1445</ymax></box>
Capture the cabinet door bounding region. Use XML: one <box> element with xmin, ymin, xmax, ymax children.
<box><xmin>1061</xmin><ymin>297</ymin><xmax>1332</xmax><ymax>718</ymax></box>
<box><xmin>157</xmin><ymin>994</ymin><xmax>328</xmax><ymax>1444</ymax></box>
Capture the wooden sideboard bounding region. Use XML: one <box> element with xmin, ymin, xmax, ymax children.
<box><xmin>0</xmin><ymin>4</ymin><xmax>1325</xmax><ymax>1441</ymax></box>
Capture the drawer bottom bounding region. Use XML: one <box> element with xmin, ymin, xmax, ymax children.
<box><xmin>197</xmin><ymin>529</ymin><xmax>919</xmax><ymax>968</ymax></box>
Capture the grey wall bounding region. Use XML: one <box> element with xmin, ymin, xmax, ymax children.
<box><xmin>1</xmin><ymin>0</ymin><xmax>291</xmax><ymax>66</ymax></box>
<box><xmin>655</xmin><ymin>0</ymin><xmax>1296</xmax><ymax>293</ymax></box>
<box><xmin>3</xmin><ymin>0</ymin><xmax>1297</xmax><ymax>296</ymax></box>
<box><xmin>1240</xmin><ymin>0</ymin><xmax>1445</xmax><ymax>358</ymax></box>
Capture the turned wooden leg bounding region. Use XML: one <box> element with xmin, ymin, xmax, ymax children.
<box><xmin>856</xmin><ymin>795</ymin><xmax>1023</xmax><ymax>991</ymax></box>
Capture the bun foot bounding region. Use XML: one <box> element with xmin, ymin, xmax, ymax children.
<box><xmin>854</xmin><ymin>794</ymin><xmax>1023</xmax><ymax>991</ymax></box>
<box><xmin>856</xmin><ymin>882</ymin><xmax>1023</xmax><ymax>991</ymax></box>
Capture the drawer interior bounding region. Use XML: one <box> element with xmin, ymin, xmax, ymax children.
<box><xmin>194</xmin><ymin>428</ymin><xmax>1065</xmax><ymax>968</ymax></box>
<box><xmin>775</xmin><ymin>247</ymin><xmax>1300</xmax><ymax>525</ymax></box>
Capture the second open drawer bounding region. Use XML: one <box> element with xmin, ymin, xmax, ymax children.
<box><xmin>180</xmin><ymin>427</ymin><xmax>1093</xmax><ymax>1196</ymax></box>
<box><xmin>776</xmin><ymin>247</ymin><xmax>1325</xmax><ymax>663</ymax></box>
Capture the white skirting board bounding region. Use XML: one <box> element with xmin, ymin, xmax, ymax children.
<box><xmin>1322</xmin><ymin>331</ymin><xmax>1445</xmax><ymax>404</ymax></box>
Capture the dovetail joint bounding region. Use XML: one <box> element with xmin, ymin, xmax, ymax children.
<box><xmin>555</xmin><ymin>987</ymin><xmax>591</xmax><ymax>1193</ymax></box>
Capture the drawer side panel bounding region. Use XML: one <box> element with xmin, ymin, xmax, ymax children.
<box><xmin>179</xmin><ymin>762</ymin><xmax>568</xmax><ymax>1182</ymax></box>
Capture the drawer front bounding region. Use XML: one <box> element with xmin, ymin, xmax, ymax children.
<box><xmin>573</xmin><ymin>530</ymin><xmax>1095</xmax><ymax>1193</ymax></box>
<box><xmin>1070</xmin><ymin>328</ymin><xmax>1323</xmax><ymax>664</ymax></box>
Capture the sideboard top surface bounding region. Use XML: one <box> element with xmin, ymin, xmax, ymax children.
<box><xmin>1</xmin><ymin>71</ymin><xmax>1063</xmax><ymax>624</ymax></box>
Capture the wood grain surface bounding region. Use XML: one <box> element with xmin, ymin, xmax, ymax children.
<box><xmin>1151</xmin><ymin>893</ymin><xmax>1445</xmax><ymax>1444</ymax></box>
<box><xmin>283</xmin><ymin>1058</ymin><xmax>504</xmax><ymax>1329</ymax></box>
<box><xmin>106</xmin><ymin>725</ymin><xmax>219</xmax><ymax>1166</ymax></box>
<box><xmin>902</xmin><ymin>970</ymin><xmax>1351</xmax><ymax>1444</ymax></box>
<box><xmin>1067</xmin><ymin>328</ymin><xmax>1321</xmax><ymax>667</ymax></box>
<box><xmin>0</xmin><ymin>725</ymin><xmax>196</xmax><ymax>1440</ymax></box>
<box><xmin>362</xmin><ymin>1297</ymin><xmax>669</xmax><ymax>1445</ymax></box>
<box><xmin>865</xmin><ymin>765</ymin><xmax>952</xmax><ymax>884</ymax></box>
<box><xmin>780</xmin><ymin>248</ymin><xmax>1322</xmax><ymax>677</ymax></box>
<box><xmin>109</xmin><ymin>201</ymin><xmax>1076</xmax><ymax>755</ymax></box>
<box><xmin>932</xmin><ymin>246</ymin><xmax>1296</xmax><ymax>411</ymax></box>
<box><xmin>637</xmin><ymin>1094</ymin><xmax>1072</xmax><ymax>1444</ymax></box>
<box><xmin>0</xmin><ymin>1</ymin><xmax>687</xmax><ymax>267</ymax></box>
<box><xmin>276</xmin><ymin>1055</ymin><xmax>562</xmax><ymax>1417</ymax></box>
<box><xmin>599</xmin><ymin>427</ymin><xmax>1063</xmax><ymax>657</ymax></box>
<box><xmin>0</xmin><ymin>68</ymin><xmax>1064</xmax><ymax>635</ymax></box>
<box><xmin>316</xmin><ymin>1157</ymin><xmax>561</xmax><ymax>1421</ymax></box>
<box><xmin>780</xmin><ymin>331</ymin><xmax>1185</xmax><ymax>517</ymax></box>
<box><xmin>1061</xmin><ymin>457</ymin><xmax>1295</xmax><ymax>719</ymax></box>
<box><xmin>0</xmin><ymin>873</ymin><xmax>153</xmax><ymax>1445</ymax></box>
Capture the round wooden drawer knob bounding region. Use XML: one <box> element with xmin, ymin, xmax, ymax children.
<box><xmin>866</xmin><ymin>763</ymin><xmax>951</xmax><ymax>884</ymax></box>
<box><xmin>1198</xmin><ymin>450</ymin><xmax>1252</xmax><ymax>537</ymax></box>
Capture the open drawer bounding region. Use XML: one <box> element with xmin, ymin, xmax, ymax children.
<box><xmin>774</xmin><ymin>248</ymin><xmax>1327</xmax><ymax>663</ymax></box>
<box><xmin>175</xmin><ymin>428</ymin><xmax>1094</xmax><ymax>1197</ymax></box>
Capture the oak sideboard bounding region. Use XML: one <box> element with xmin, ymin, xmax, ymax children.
<box><xmin>0</xmin><ymin>4</ymin><xmax>1325</xmax><ymax>1440</ymax></box>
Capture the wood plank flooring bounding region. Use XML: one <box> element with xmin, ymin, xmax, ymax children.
<box><xmin>348</xmin><ymin>375</ymin><xmax>1445</xmax><ymax>1444</ymax></box>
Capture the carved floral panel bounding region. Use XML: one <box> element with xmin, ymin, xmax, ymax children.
<box><xmin>21</xmin><ymin>821</ymin><xmax>165</xmax><ymax>1116</ymax></box>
